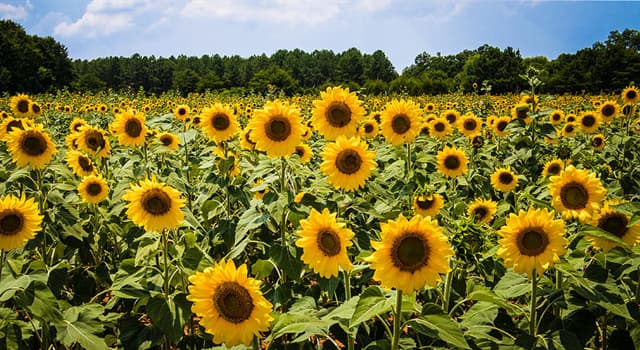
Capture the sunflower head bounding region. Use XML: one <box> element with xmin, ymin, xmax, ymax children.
<box><xmin>542</xmin><ymin>159</ymin><xmax>564</xmax><ymax>178</ymax></box>
<box><xmin>157</xmin><ymin>132</ymin><xmax>180</xmax><ymax>150</ymax></box>
<box><xmin>413</xmin><ymin>193</ymin><xmax>444</xmax><ymax>217</ymax></box>
<box><xmin>457</xmin><ymin>113</ymin><xmax>482</xmax><ymax>137</ymax></box>
<box><xmin>548</xmin><ymin>165</ymin><xmax>606</xmax><ymax>222</ymax></box>
<box><xmin>436</xmin><ymin>146</ymin><xmax>468</xmax><ymax>178</ymax></box>
<box><xmin>511</xmin><ymin>103</ymin><xmax>531</xmax><ymax>123</ymax></box>
<box><xmin>561</xmin><ymin>122</ymin><xmax>577</xmax><ymax>138</ymax></box>
<box><xmin>111</xmin><ymin>109</ymin><xmax>148</xmax><ymax>147</ymax></box>
<box><xmin>122</xmin><ymin>177</ymin><xmax>185</xmax><ymax>232</ymax></box>
<box><xmin>429</xmin><ymin>117</ymin><xmax>453</xmax><ymax>139</ymax></box>
<box><xmin>380</xmin><ymin>99</ymin><xmax>422</xmax><ymax>145</ymax></box>
<box><xmin>312</xmin><ymin>86</ymin><xmax>365</xmax><ymax>140</ymax></box>
<box><xmin>9</xmin><ymin>94</ymin><xmax>32</xmax><ymax>118</ymax></box>
<box><xmin>586</xmin><ymin>201</ymin><xmax>640</xmax><ymax>252</ymax></box>
<box><xmin>6</xmin><ymin>125</ymin><xmax>57</xmax><ymax>170</ymax></box>
<box><xmin>591</xmin><ymin>134</ymin><xmax>605</xmax><ymax>151</ymax></box>
<box><xmin>622</xmin><ymin>86</ymin><xmax>640</xmax><ymax>105</ymax></box>
<box><xmin>467</xmin><ymin>198</ymin><xmax>498</xmax><ymax>224</ymax></box>
<box><xmin>320</xmin><ymin>136</ymin><xmax>377</xmax><ymax>191</ymax></box>
<box><xmin>78</xmin><ymin>175</ymin><xmax>109</xmax><ymax>204</ymax></box>
<box><xmin>0</xmin><ymin>195</ymin><xmax>43</xmax><ymax>251</ymax></box>
<box><xmin>491</xmin><ymin>167</ymin><xmax>518</xmax><ymax>193</ymax></box>
<box><xmin>359</xmin><ymin>119</ymin><xmax>379</xmax><ymax>138</ymax></box>
<box><xmin>66</xmin><ymin>150</ymin><xmax>96</xmax><ymax>177</ymax></box>
<box><xmin>248</xmin><ymin>100</ymin><xmax>304</xmax><ymax>158</ymax></box>
<box><xmin>201</xmin><ymin>103</ymin><xmax>239</xmax><ymax>143</ymax></box>
<box><xmin>598</xmin><ymin>101</ymin><xmax>619</xmax><ymax>122</ymax></box>
<box><xmin>578</xmin><ymin>111</ymin><xmax>601</xmax><ymax>133</ymax></box>
<box><xmin>294</xmin><ymin>143</ymin><xmax>313</xmax><ymax>164</ymax></box>
<box><xmin>77</xmin><ymin>126</ymin><xmax>111</xmax><ymax>159</ymax></box>
<box><xmin>441</xmin><ymin>110</ymin><xmax>460</xmax><ymax>125</ymax></box>
<box><xmin>549</xmin><ymin>110</ymin><xmax>565</xmax><ymax>125</ymax></box>
<box><xmin>173</xmin><ymin>104</ymin><xmax>190</xmax><ymax>121</ymax></box>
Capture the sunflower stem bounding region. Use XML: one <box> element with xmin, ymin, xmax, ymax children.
<box><xmin>405</xmin><ymin>143</ymin><xmax>413</xmax><ymax>212</ymax></box>
<box><xmin>344</xmin><ymin>270</ymin><xmax>355</xmax><ymax>350</ymax></box>
<box><xmin>182</xmin><ymin>123</ymin><xmax>193</xmax><ymax>212</ymax></box>
<box><xmin>554</xmin><ymin>269</ymin><xmax>563</xmax><ymax>317</ymax></box>
<box><xmin>635</xmin><ymin>266</ymin><xmax>640</xmax><ymax>304</ymax></box>
<box><xmin>530</xmin><ymin>269</ymin><xmax>538</xmax><ymax>337</ymax></box>
<box><xmin>0</xmin><ymin>250</ymin><xmax>6</xmax><ymax>284</ymax></box>
<box><xmin>442</xmin><ymin>264</ymin><xmax>455</xmax><ymax>313</ymax></box>
<box><xmin>162</xmin><ymin>229</ymin><xmax>171</xmax><ymax>298</ymax></box>
<box><xmin>35</xmin><ymin>169</ymin><xmax>49</xmax><ymax>266</ymax></box>
<box><xmin>391</xmin><ymin>289</ymin><xmax>403</xmax><ymax>350</ymax></box>
<box><xmin>142</xmin><ymin>141</ymin><xmax>150</xmax><ymax>178</ymax></box>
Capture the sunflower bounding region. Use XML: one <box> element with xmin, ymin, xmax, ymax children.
<box><xmin>542</xmin><ymin>159</ymin><xmax>564</xmax><ymax>177</ymax></box>
<box><xmin>585</xmin><ymin>201</ymin><xmax>640</xmax><ymax>252</ymax></box>
<box><xmin>0</xmin><ymin>195</ymin><xmax>43</xmax><ymax>251</ymax></box>
<box><xmin>66</xmin><ymin>150</ymin><xmax>96</xmax><ymax>177</ymax></box>
<box><xmin>549</xmin><ymin>109</ymin><xmax>565</xmax><ymax>125</ymax></box>
<box><xmin>598</xmin><ymin>101</ymin><xmax>619</xmax><ymax>123</ymax></box>
<box><xmin>320</xmin><ymin>136</ymin><xmax>377</xmax><ymax>191</ymax></box>
<box><xmin>29</xmin><ymin>102</ymin><xmax>42</xmax><ymax>117</ymax></box>
<box><xmin>157</xmin><ymin>132</ymin><xmax>180</xmax><ymax>150</ymax></box>
<box><xmin>441</xmin><ymin>109</ymin><xmax>460</xmax><ymax>125</ymax></box>
<box><xmin>9</xmin><ymin>94</ymin><xmax>32</xmax><ymax>118</ymax></box>
<box><xmin>492</xmin><ymin>116</ymin><xmax>511</xmax><ymax>137</ymax></box>
<box><xmin>457</xmin><ymin>113</ymin><xmax>483</xmax><ymax>137</ymax></box>
<box><xmin>69</xmin><ymin>118</ymin><xmax>88</xmax><ymax>133</ymax></box>
<box><xmin>366</xmin><ymin>214</ymin><xmax>453</xmax><ymax>293</ymax></box>
<box><xmin>201</xmin><ymin>103</ymin><xmax>240</xmax><ymax>143</ymax></box>
<box><xmin>173</xmin><ymin>104</ymin><xmax>190</xmax><ymax>121</ymax></box>
<box><xmin>78</xmin><ymin>175</ymin><xmax>109</xmax><ymax>204</ymax></box>
<box><xmin>110</xmin><ymin>109</ymin><xmax>148</xmax><ymax>147</ymax></box>
<box><xmin>187</xmin><ymin>260</ymin><xmax>273</xmax><ymax>346</ymax></box>
<box><xmin>548</xmin><ymin>165</ymin><xmax>606</xmax><ymax>221</ymax></box>
<box><xmin>312</xmin><ymin>86</ymin><xmax>365</xmax><ymax>140</ymax></box>
<box><xmin>6</xmin><ymin>125</ymin><xmax>57</xmax><ymax>170</ymax></box>
<box><xmin>295</xmin><ymin>208</ymin><xmax>354</xmax><ymax>278</ymax></box>
<box><xmin>591</xmin><ymin>134</ymin><xmax>605</xmax><ymax>151</ymax></box>
<box><xmin>239</xmin><ymin>128</ymin><xmax>257</xmax><ymax>150</ymax></box>
<box><xmin>497</xmin><ymin>208</ymin><xmax>567</xmax><ymax>278</ymax></box>
<box><xmin>491</xmin><ymin>167</ymin><xmax>518</xmax><ymax>192</ymax></box>
<box><xmin>561</xmin><ymin>122</ymin><xmax>577</xmax><ymax>138</ymax></box>
<box><xmin>621</xmin><ymin>86</ymin><xmax>640</xmax><ymax>105</ymax></box>
<box><xmin>77</xmin><ymin>126</ymin><xmax>111</xmax><ymax>159</ymax></box>
<box><xmin>122</xmin><ymin>177</ymin><xmax>185</xmax><ymax>232</ymax></box>
<box><xmin>0</xmin><ymin>117</ymin><xmax>32</xmax><ymax>141</ymax></box>
<box><xmin>578</xmin><ymin>111</ymin><xmax>601</xmax><ymax>133</ymax></box>
<box><xmin>424</xmin><ymin>103</ymin><xmax>436</xmax><ymax>113</ymax></box>
<box><xmin>379</xmin><ymin>99</ymin><xmax>422</xmax><ymax>145</ymax></box>
<box><xmin>294</xmin><ymin>143</ymin><xmax>313</xmax><ymax>164</ymax></box>
<box><xmin>467</xmin><ymin>198</ymin><xmax>498</xmax><ymax>224</ymax></box>
<box><xmin>436</xmin><ymin>146</ymin><xmax>468</xmax><ymax>178</ymax></box>
<box><xmin>565</xmin><ymin>113</ymin><xmax>577</xmax><ymax>123</ymax></box>
<box><xmin>359</xmin><ymin>119</ymin><xmax>379</xmax><ymax>138</ymax></box>
<box><xmin>248</xmin><ymin>100</ymin><xmax>304</xmax><ymax>158</ymax></box>
<box><xmin>511</xmin><ymin>103</ymin><xmax>531</xmax><ymax>123</ymax></box>
<box><xmin>413</xmin><ymin>193</ymin><xmax>444</xmax><ymax>217</ymax></box>
<box><xmin>429</xmin><ymin>117</ymin><xmax>453</xmax><ymax>139</ymax></box>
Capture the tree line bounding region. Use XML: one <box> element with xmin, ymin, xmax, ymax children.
<box><xmin>1</xmin><ymin>19</ymin><xmax>638</xmax><ymax>96</ymax></box>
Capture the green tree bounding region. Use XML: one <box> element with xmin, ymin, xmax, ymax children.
<box><xmin>172</xmin><ymin>68</ymin><xmax>199</xmax><ymax>95</ymax></box>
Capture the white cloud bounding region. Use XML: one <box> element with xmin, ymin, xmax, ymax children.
<box><xmin>0</xmin><ymin>2</ymin><xmax>29</xmax><ymax>20</ymax></box>
<box><xmin>54</xmin><ymin>11</ymin><xmax>133</xmax><ymax>37</ymax></box>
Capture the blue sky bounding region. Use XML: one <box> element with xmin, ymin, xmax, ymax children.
<box><xmin>2</xmin><ymin>0</ymin><xmax>639</xmax><ymax>72</ymax></box>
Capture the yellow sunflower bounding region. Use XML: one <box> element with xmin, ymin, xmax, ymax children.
<box><xmin>77</xmin><ymin>126</ymin><xmax>111</xmax><ymax>159</ymax></box>
<box><xmin>561</xmin><ymin>122</ymin><xmax>577</xmax><ymax>138</ymax></box>
<box><xmin>549</xmin><ymin>109</ymin><xmax>565</xmax><ymax>125</ymax></box>
<box><xmin>491</xmin><ymin>167</ymin><xmax>519</xmax><ymax>193</ymax></box>
<box><xmin>548</xmin><ymin>165</ymin><xmax>606</xmax><ymax>222</ymax></box>
<box><xmin>239</xmin><ymin>128</ymin><xmax>257</xmax><ymax>151</ymax></box>
<box><xmin>200</xmin><ymin>103</ymin><xmax>240</xmax><ymax>143</ymax></box>
<box><xmin>441</xmin><ymin>109</ymin><xmax>460</xmax><ymax>125</ymax></box>
<box><xmin>6</xmin><ymin>125</ymin><xmax>57</xmax><ymax>170</ymax></box>
<box><xmin>598</xmin><ymin>101</ymin><xmax>619</xmax><ymax>123</ymax></box>
<box><xmin>359</xmin><ymin>119</ymin><xmax>379</xmax><ymax>138</ymax></box>
<box><xmin>0</xmin><ymin>195</ymin><xmax>43</xmax><ymax>251</ymax></box>
<box><xmin>586</xmin><ymin>201</ymin><xmax>640</xmax><ymax>252</ymax></box>
<box><xmin>497</xmin><ymin>208</ymin><xmax>567</xmax><ymax>278</ymax></box>
<box><xmin>578</xmin><ymin>111</ymin><xmax>601</xmax><ymax>133</ymax></box>
<box><xmin>110</xmin><ymin>109</ymin><xmax>148</xmax><ymax>147</ymax></box>
<box><xmin>187</xmin><ymin>260</ymin><xmax>273</xmax><ymax>346</ymax></box>
<box><xmin>457</xmin><ymin>113</ymin><xmax>483</xmax><ymax>137</ymax></box>
<box><xmin>591</xmin><ymin>134</ymin><xmax>605</xmax><ymax>151</ymax></box>
<box><xmin>467</xmin><ymin>198</ymin><xmax>498</xmax><ymax>224</ymax></box>
<box><xmin>29</xmin><ymin>102</ymin><xmax>42</xmax><ymax>117</ymax></box>
<box><xmin>320</xmin><ymin>136</ymin><xmax>377</xmax><ymax>191</ymax></box>
<box><xmin>9</xmin><ymin>94</ymin><xmax>32</xmax><ymax>118</ymax></box>
<box><xmin>541</xmin><ymin>159</ymin><xmax>564</xmax><ymax>178</ymax></box>
<box><xmin>621</xmin><ymin>86</ymin><xmax>640</xmax><ymax>105</ymax></box>
<box><xmin>491</xmin><ymin>116</ymin><xmax>511</xmax><ymax>137</ymax></box>
<box><xmin>157</xmin><ymin>132</ymin><xmax>180</xmax><ymax>150</ymax></box>
<box><xmin>565</xmin><ymin>113</ymin><xmax>577</xmax><ymax>123</ymax></box>
<box><xmin>173</xmin><ymin>104</ymin><xmax>190</xmax><ymax>121</ymax></box>
<box><xmin>436</xmin><ymin>146</ymin><xmax>468</xmax><ymax>178</ymax></box>
<box><xmin>295</xmin><ymin>208</ymin><xmax>354</xmax><ymax>278</ymax></box>
<box><xmin>429</xmin><ymin>117</ymin><xmax>453</xmax><ymax>140</ymax></box>
<box><xmin>78</xmin><ymin>175</ymin><xmax>109</xmax><ymax>204</ymax></box>
<box><xmin>312</xmin><ymin>86</ymin><xmax>365</xmax><ymax>140</ymax></box>
<box><xmin>294</xmin><ymin>143</ymin><xmax>313</xmax><ymax>164</ymax></box>
<box><xmin>379</xmin><ymin>99</ymin><xmax>422</xmax><ymax>145</ymax></box>
<box><xmin>122</xmin><ymin>177</ymin><xmax>185</xmax><ymax>232</ymax></box>
<box><xmin>511</xmin><ymin>103</ymin><xmax>531</xmax><ymax>124</ymax></box>
<box><xmin>413</xmin><ymin>193</ymin><xmax>444</xmax><ymax>217</ymax></box>
<box><xmin>366</xmin><ymin>214</ymin><xmax>454</xmax><ymax>293</ymax></box>
<box><xmin>69</xmin><ymin>118</ymin><xmax>88</xmax><ymax>133</ymax></box>
<box><xmin>0</xmin><ymin>117</ymin><xmax>32</xmax><ymax>141</ymax></box>
<box><xmin>248</xmin><ymin>100</ymin><xmax>304</xmax><ymax>158</ymax></box>
<box><xmin>66</xmin><ymin>150</ymin><xmax>96</xmax><ymax>177</ymax></box>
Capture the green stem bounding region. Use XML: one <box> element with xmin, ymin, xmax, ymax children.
<box><xmin>635</xmin><ymin>266</ymin><xmax>640</xmax><ymax>304</ymax></box>
<box><xmin>405</xmin><ymin>143</ymin><xmax>413</xmax><ymax>211</ymax></box>
<box><xmin>182</xmin><ymin>124</ymin><xmax>192</xmax><ymax>212</ymax></box>
<box><xmin>142</xmin><ymin>142</ymin><xmax>150</xmax><ymax>178</ymax></box>
<box><xmin>530</xmin><ymin>269</ymin><xmax>538</xmax><ymax>337</ymax></box>
<box><xmin>0</xmin><ymin>250</ymin><xmax>6</xmax><ymax>284</ymax></box>
<box><xmin>35</xmin><ymin>169</ymin><xmax>49</xmax><ymax>266</ymax></box>
<box><xmin>280</xmin><ymin>158</ymin><xmax>288</xmax><ymax>246</ymax></box>
<box><xmin>391</xmin><ymin>290</ymin><xmax>403</xmax><ymax>350</ymax></box>
<box><xmin>162</xmin><ymin>229</ymin><xmax>171</xmax><ymax>298</ymax></box>
<box><xmin>554</xmin><ymin>269</ymin><xmax>563</xmax><ymax>317</ymax></box>
<box><xmin>442</xmin><ymin>266</ymin><xmax>455</xmax><ymax>313</ymax></box>
<box><xmin>601</xmin><ymin>315</ymin><xmax>608</xmax><ymax>350</ymax></box>
<box><xmin>344</xmin><ymin>270</ymin><xmax>354</xmax><ymax>350</ymax></box>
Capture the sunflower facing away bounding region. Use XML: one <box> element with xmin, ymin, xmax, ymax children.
<box><xmin>9</xmin><ymin>94</ymin><xmax>32</xmax><ymax>118</ymax></box>
<box><xmin>511</xmin><ymin>103</ymin><xmax>531</xmax><ymax>124</ymax></box>
<box><xmin>366</xmin><ymin>214</ymin><xmax>454</xmax><ymax>293</ymax></box>
<box><xmin>585</xmin><ymin>201</ymin><xmax>640</xmax><ymax>252</ymax></box>
<box><xmin>122</xmin><ymin>177</ymin><xmax>185</xmax><ymax>232</ymax></box>
<box><xmin>413</xmin><ymin>193</ymin><xmax>444</xmax><ymax>217</ymax></box>
<box><xmin>295</xmin><ymin>208</ymin><xmax>354</xmax><ymax>278</ymax></box>
<box><xmin>548</xmin><ymin>165</ymin><xmax>606</xmax><ymax>222</ymax></box>
<box><xmin>200</xmin><ymin>103</ymin><xmax>240</xmax><ymax>143</ymax></box>
<box><xmin>621</xmin><ymin>86</ymin><xmax>640</xmax><ymax>105</ymax></box>
<box><xmin>6</xmin><ymin>125</ymin><xmax>57</xmax><ymax>170</ymax></box>
<box><xmin>157</xmin><ymin>132</ymin><xmax>180</xmax><ymax>150</ymax></box>
<box><xmin>0</xmin><ymin>195</ymin><xmax>43</xmax><ymax>251</ymax></box>
<box><xmin>187</xmin><ymin>259</ymin><xmax>273</xmax><ymax>346</ymax></box>
<box><xmin>77</xmin><ymin>126</ymin><xmax>111</xmax><ymax>159</ymax></box>
<box><xmin>497</xmin><ymin>207</ymin><xmax>567</xmax><ymax>278</ymax></box>
<box><xmin>467</xmin><ymin>198</ymin><xmax>498</xmax><ymax>224</ymax></box>
<box><xmin>379</xmin><ymin>99</ymin><xmax>422</xmax><ymax>145</ymax></box>
<box><xmin>66</xmin><ymin>150</ymin><xmax>96</xmax><ymax>177</ymax></box>
<box><xmin>320</xmin><ymin>136</ymin><xmax>377</xmax><ymax>191</ymax></box>
<box><xmin>541</xmin><ymin>159</ymin><xmax>564</xmax><ymax>178</ymax></box>
<box><xmin>248</xmin><ymin>100</ymin><xmax>304</xmax><ymax>157</ymax></box>
<box><xmin>491</xmin><ymin>167</ymin><xmax>519</xmax><ymax>193</ymax></box>
<box><xmin>436</xmin><ymin>146</ymin><xmax>468</xmax><ymax>178</ymax></box>
<box><xmin>78</xmin><ymin>175</ymin><xmax>109</xmax><ymax>204</ymax></box>
<box><xmin>110</xmin><ymin>109</ymin><xmax>148</xmax><ymax>147</ymax></box>
<box><xmin>312</xmin><ymin>86</ymin><xmax>365</xmax><ymax>140</ymax></box>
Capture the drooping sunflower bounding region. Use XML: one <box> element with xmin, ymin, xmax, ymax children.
<box><xmin>441</xmin><ymin>109</ymin><xmax>460</xmax><ymax>125</ymax></box>
<box><xmin>492</xmin><ymin>116</ymin><xmax>511</xmax><ymax>137</ymax></box>
<box><xmin>598</xmin><ymin>101</ymin><xmax>619</xmax><ymax>123</ymax></box>
<box><xmin>436</xmin><ymin>146</ymin><xmax>468</xmax><ymax>178</ymax></box>
<box><xmin>542</xmin><ymin>159</ymin><xmax>564</xmax><ymax>178</ymax></box>
<box><xmin>157</xmin><ymin>132</ymin><xmax>180</xmax><ymax>150</ymax></box>
<box><xmin>9</xmin><ymin>94</ymin><xmax>32</xmax><ymax>118</ymax></box>
<box><xmin>491</xmin><ymin>167</ymin><xmax>519</xmax><ymax>193</ymax></box>
<box><xmin>585</xmin><ymin>201</ymin><xmax>640</xmax><ymax>252</ymax></box>
<box><xmin>77</xmin><ymin>126</ymin><xmax>111</xmax><ymax>159</ymax></box>
<box><xmin>548</xmin><ymin>165</ymin><xmax>606</xmax><ymax>222</ymax></box>
<box><xmin>366</xmin><ymin>214</ymin><xmax>454</xmax><ymax>293</ymax></box>
<box><xmin>429</xmin><ymin>117</ymin><xmax>453</xmax><ymax>140</ymax></box>
<box><xmin>69</xmin><ymin>118</ymin><xmax>88</xmax><ymax>133</ymax></box>
<box><xmin>621</xmin><ymin>86</ymin><xmax>640</xmax><ymax>105</ymax></box>
<box><xmin>320</xmin><ymin>136</ymin><xmax>377</xmax><ymax>191</ymax></box>
<box><xmin>457</xmin><ymin>113</ymin><xmax>483</xmax><ymax>137</ymax></box>
<box><xmin>200</xmin><ymin>103</ymin><xmax>240</xmax><ymax>143</ymax></box>
<box><xmin>511</xmin><ymin>103</ymin><xmax>531</xmax><ymax>124</ymax></box>
<box><xmin>413</xmin><ymin>193</ymin><xmax>444</xmax><ymax>217</ymax></box>
<box><xmin>359</xmin><ymin>119</ymin><xmax>379</xmax><ymax>138</ymax></box>
<box><xmin>248</xmin><ymin>100</ymin><xmax>304</xmax><ymax>158</ymax></box>
<box><xmin>122</xmin><ymin>177</ymin><xmax>185</xmax><ymax>232</ymax></box>
<box><xmin>549</xmin><ymin>109</ymin><xmax>565</xmax><ymax>125</ymax></box>
<box><xmin>187</xmin><ymin>260</ymin><xmax>273</xmax><ymax>346</ymax></box>
<box><xmin>173</xmin><ymin>104</ymin><xmax>190</xmax><ymax>121</ymax></box>
<box><xmin>0</xmin><ymin>195</ymin><xmax>43</xmax><ymax>251</ymax></box>
<box><xmin>66</xmin><ymin>150</ymin><xmax>96</xmax><ymax>177</ymax></box>
<box><xmin>295</xmin><ymin>208</ymin><xmax>354</xmax><ymax>278</ymax></box>
<box><xmin>467</xmin><ymin>198</ymin><xmax>498</xmax><ymax>224</ymax></box>
<box><xmin>379</xmin><ymin>99</ymin><xmax>422</xmax><ymax>145</ymax></box>
<box><xmin>294</xmin><ymin>143</ymin><xmax>313</xmax><ymax>164</ymax></box>
<box><xmin>110</xmin><ymin>109</ymin><xmax>148</xmax><ymax>147</ymax></box>
<box><xmin>311</xmin><ymin>86</ymin><xmax>365</xmax><ymax>140</ymax></box>
<box><xmin>6</xmin><ymin>125</ymin><xmax>57</xmax><ymax>170</ymax></box>
<box><xmin>591</xmin><ymin>134</ymin><xmax>605</xmax><ymax>151</ymax></box>
<box><xmin>78</xmin><ymin>175</ymin><xmax>109</xmax><ymax>204</ymax></box>
<box><xmin>578</xmin><ymin>111</ymin><xmax>601</xmax><ymax>133</ymax></box>
<box><xmin>497</xmin><ymin>208</ymin><xmax>567</xmax><ymax>278</ymax></box>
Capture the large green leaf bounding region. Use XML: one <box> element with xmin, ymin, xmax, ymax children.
<box><xmin>0</xmin><ymin>275</ymin><xmax>31</xmax><ymax>302</ymax></box>
<box><xmin>146</xmin><ymin>293</ymin><xmax>191</xmax><ymax>344</ymax></box>
<box><xmin>56</xmin><ymin>304</ymin><xmax>109</xmax><ymax>350</ymax></box>
<box><xmin>350</xmin><ymin>286</ymin><xmax>394</xmax><ymax>327</ymax></box>
<box><xmin>411</xmin><ymin>315</ymin><xmax>471</xmax><ymax>349</ymax></box>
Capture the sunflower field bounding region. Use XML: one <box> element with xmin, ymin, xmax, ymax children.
<box><xmin>1</xmin><ymin>80</ymin><xmax>640</xmax><ymax>350</ymax></box>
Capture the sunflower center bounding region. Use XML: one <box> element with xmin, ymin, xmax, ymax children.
<box><xmin>17</xmin><ymin>100</ymin><xmax>29</xmax><ymax>114</ymax></box>
<box><xmin>516</xmin><ymin>109</ymin><xmax>528</xmax><ymax>119</ymax></box>
<box><xmin>21</xmin><ymin>133</ymin><xmax>47</xmax><ymax>156</ymax></box>
<box><xmin>264</xmin><ymin>116</ymin><xmax>292</xmax><ymax>142</ymax></box>
<box><xmin>142</xmin><ymin>189</ymin><xmax>172</xmax><ymax>215</ymax></box>
<box><xmin>474</xmin><ymin>207</ymin><xmax>488</xmax><ymax>221</ymax></box>
<box><xmin>391</xmin><ymin>114</ymin><xmax>411</xmax><ymax>134</ymax></box>
<box><xmin>212</xmin><ymin>113</ymin><xmax>230</xmax><ymax>131</ymax></box>
<box><xmin>592</xmin><ymin>137</ymin><xmax>603</xmax><ymax>147</ymax></box>
<box><xmin>598</xmin><ymin>213</ymin><xmax>628</xmax><ymax>238</ymax></box>
<box><xmin>560</xmin><ymin>182</ymin><xmax>589</xmax><ymax>210</ymax></box>
<box><xmin>517</xmin><ymin>228</ymin><xmax>549</xmax><ymax>256</ymax></box>
<box><xmin>416</xmin><ymin>196</ymin><xmax>434</xmax><ymax>210</ymax></box>
<box><xmin>582</xmin><ymin>115</ymin><xmax>595</xmax><ymax>127</ymax></box>
<box><xmin>31</xmin><ymin>104</ymin><xmax>41</xmax><ymax>114</ymax></box>
<box><xmin>364</xmin><ymin>124</ymin><xmax>374</xmax><ymax>133</ymax></box>
<box><xmin>335</xmin><ymin>149</ymin><xmax>362</xmax><ymax>175</ymax></box>
<box><xmin>295</xmin><ymin>146</ymin><xmax>306</xmax><ymax>157</ymax></box>
<box><xmin>601</xmin><ymin>105</ymin><xmax>615</xmax><ymax>117</ymax></box>
<box><xmin>125</xmin><ymin>119</ymin><xmax>142</xmax><ymax>137</ymax></box>
<box><xmin>391</xmin><ymin>233</ymin><xmax>430</xmax><ymax>272</ymax></box>
<box><xmin>316</xmin><ymin>229</ymin><xmax>341</xmax><ymax>256</ymax></box>
<box><xmin>192</xmin><ymin>117</ymin><xmax>201</xmax><ymax>125</ymax></box>
<box><xmin>565</xmin><ymin>125</ymin><xmax>575</xmax><ymax>133</ymax></box>
<box><xmin>463</xmin><ymin>119</ymin><xmax>477</xmax><ymax>131</ymax></box>
<box><xmin>626</xmin><ymin>90</ymin><xmax>637</xmax><ymax>100</ymax></box>
<box><xmin>548</xmin><ymin>164</ymin><xmax>561</xmax><ymax>176</ymax></box>
<box><xmin>326</xmin><ymin>101</ymin><xmax>352</xmax><ymax>127</ymax></box>
<box><xmin>496</xmin><ymin>120</ymin><xmax>508</xmax><ymax>131</ymax></box>
<box><xmin>7</xmin><ymin>120</ymin><xmax>24</xmax><ymax>133</ymax></box>
<box><xmin>444</xmin><ymin>155</ymin><xmax>460</xmax><ymax>170</ymax></box>
<box><xmin>552</xmin><ymin>113</ymin><xmax>561</xmax><ymax>121</ymax></box>
<box><xmin>85</xmin><ymin>131</ymin><xmax>106</xmax><ymax>151</ymax></box>
<box><xmin>178</xmin><ymin>108</ymin><xmax>186</xmax><ymax>116</ymax></box>
<box><xmin>160</xmin><ymin>135</ymin><xmax>173</xmax><ymax>146</ymax></box>
<box><xmin>73</xmin><ymin>123</ymin><xmax>84</xmax><ymax>132</ymax></box>
<box><xmin>498</xmin><ymin>172</ymin><xmax>514</xmax><ymax>185</ymax></box>
<box><xmin>445</xmin><ymin>113</ymin><xmax>457</xmax><ymax>124</ymax></box>
<box><xmin>434</xmin><ymin>122</ymin><xmax>445</xmax><ymax>132</ymax></box>
<box><xmin>78</xmin><ymin>156</ymin><xmax>94</xmax><ymax>172</ymax></box>
<box><xmin>87</xmin><ymin>183</ymin><xmax>103</xmax><ymax>196</ymax></box>
<box><xmin>0</xmin><ymin>210</ymin><xmax>23</xmax><ymax>236</ymax></box>
<box><xmin>214</xmin><ymin>281</ymin><xmax>254</xmax><ymax>324</ymax></box>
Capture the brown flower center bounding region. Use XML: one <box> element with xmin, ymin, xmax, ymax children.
<box><xmin>326</xmin><ymin>101</ymin><xmax>352</xmax><ymax>128</ymax></box>
<box><xmin>17</xmin><ymin>99</ymin><xmax>29</xmax><ymax>114</ymax></box>
<box><xmin>581</xmin><ymin>114</ymin><xmax>595</xmax><ymax>127</ymax></box>
<box><xmin>434</xmin><ymin>122</ymin><xmax>446</xmax><ymax>132</ymax></box>
<box><xmin>335</xmin><ymin>149</ymin><xmax>362</xmax><ymax>175</ymax></box>
<box><xmin>463</xmin><ymin>119</ymin><xmax>477</xmax><ymax>131</ymax></box>
<box><xmin>601</xmin><ymin>105</ymin><xmax>615</xmax><ymax>117</ymax></box>
<box><xmin>0</xmin><ymin>210</ymin><xmax>23</xmax><ymax>236</ymax></box>
<box><xmin>31</xmin><ymin>104</ymin><xmax>41</xmax><ymax>114</ymax></box>
<box><xmin>84</xmin><ymin>130</ymin><xmax>106</xmax><ymax>151</ymax></box>
<box><xmin>87</xmin><ymin>183</ymin><xmax>103</xmax><ymax>196</ymax></box>
<box><xmin>496</xmin><ymin>120</ymin><xmax>508</xmax><ymax>132</ymax></box>
<box><xmin>391</xmin><ymin>232</ymin><xmax>430</xmax><ymax>272</ymax></box>
<box><xmin>178</xmin><ymin>108</ymin><xmax>187</xmax><ymax>116</ymax></box>
<box><xmin>565</xmin><ymin>124</ymin><xmax>575</xmax><ymax>133</ymax></box>
<box><xmin>626</xmin><ymin>90</ymin><xmax>637</xmax><ymax>100</ymax></box>
<box><xmin>473</xmin><ymin>207</ymin><xmax>488</xmax><ymax>221</ymax></box>
<box><xmin>214</xmin><ymin>282</ymin><xmax>254</xmax><ymax>324</ymax></box>
<box><xmin>445</xmin><ymin>113</ymin><xmax>457</xmax><ymax>124</ymax></box>
<box><xmin>598</xmin><ymin>212</ymin><xmax>628</xmax><ymax>238</ymax></box>
<box><xmin>21</xmin><ymin>132</ymin><xmax>47</xmax><ymax>156</ymax></box>
<box><xmin>364</xmin><ymin>124</ymin><xmax>374</xmax><ymax>133</ymax></box>
<box><xmin>316</xmin><ymin>229</ymin><xmax>341</xmax><ymax>256</ymax></box>
<box><xmin>416</xmin><ymin>196</ymin><xmax>434</xmax><ymax>210</ymax></box>
<box><xmin>294</xmin><ymin>146</ymin><xmax>306</xmax><ymax>157</ymax></box>
<box><xmin>160</xmin><ymin>135</ymin><xmax>173</xmax><ymax>146</ymax></box>
<box><xmin>517</xmin><ymin>228</ymin><xmax>549</xmax><ymax>256</ymax></box>
<box><xmin>212</xmin><ymin>113</ymin><xmax>230</xmax><ymax>131</ymax></box>
<box><xmin>444</xmin><ymin>155</ymin><xmax>461</xmax><ymax>170</ymax></box>
<box><xmin>592</xmin><ymin>136</ymin><xmax>603</xmax><ymax>147</ymax></box>
<box><xmin>560</xmin><ymin>182</ymin><xmax>589</xmax><ymax>210</ymax></box>
<box><xmin>6</xmin><ymin>120</ymin><xmax>24</xmax><ymax>133</ymax></box>
<box><xmin>391</xmin><ymin>114</ymin><xmax>411</xmax><ymax>134</ymax></box>
<box><xmin>516</xmin><ymin>108</ymin><xmax>528</xmax><ymax>119</ymax></box>
<box><xmin>552</xmin><ymin>113</ymin><xmax>562</xmax><ymax>121</ymax></box>
<box><xmin>547</xmin><ymin>164</ymin><xmax>562</xmax><ymax>176</ymax></box>
<box><xmin>78</xmin><ymin>155</ymin><xmax>94</xmax><ymax>172</ymax></box>
<box><xmin>142</xmin><ymin>189</ymin><xmax>172</xmax><ymax>215</ymax></box>
<box><xmin>498</xmin><ymin>172</ymin><xmax>514</xmax><ymax>185</ymax></box>
<box><xmin>124</xmin><ymin>119</ymin><xmax>142</xmax><ymax>137</ymax></box>
<box><xmin>264</xmin><ymin>116</ymin><xmax>292</xmax><ymax>142</ymax></box>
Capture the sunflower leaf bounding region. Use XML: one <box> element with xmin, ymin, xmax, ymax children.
<box><xmin>411</xmin><ymin>314</ymin><xmax>471</xmax><ymax>349</ymax></box>
<box><xmin>350</xmin><ymin>286</ymin><xmax>394</xmax><ymax>327</ymax></box>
